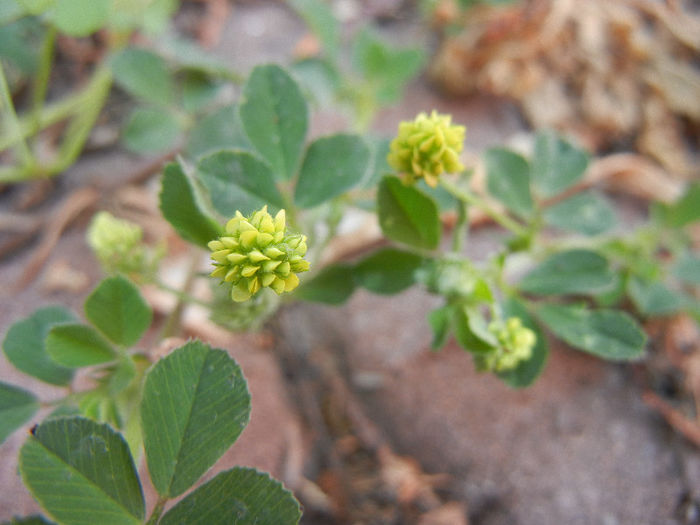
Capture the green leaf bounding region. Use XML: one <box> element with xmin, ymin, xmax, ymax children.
<box><xmin>659</xmin><ymin>182</ymin><xmax>700</xmax><ymax>227</ymax></box>
<box><xmin>181</xmin><ymin>71</ymin><xmax>221</xmax><ymax>113</ymax></box>
<box><xmin>531</xmin><ymin>130</ymin><xmax>589</xmax><ymax>198</ymax></box>
<box><xmin>20</xmin><ymin>417</ymin><xmax>144</xmax><ymax>525</ymax></box>
<box><xmin>1</xmin><ymin>515</ymin><xmax>55</xmax><ymax>525</ymax></box>
<box><xmin>674</xmin><ymin>253</ymin><xmax>700</xmax><ymax>285</ymax></box>
<box><xmin>0</xmin><ymin>382</ymin><xmax>39</xmax><ymax>444</ymax></box>
<box><xmin>543</xmin><ymin>191</ymin><xmax>617</xmax><ymax>236</ymax></box>
<box><xmin>351</xmin><ymin>28</ymin><xmax>425</xmax><ymax>104</ymax></box>
<box><xmin>291</xmin><ymin>58</ymin><xmax>340</xmax><ymax>109</ymax></box>
<box><xmin>497</xmin><ymin>299</ymin><xmax>549</xmax><ymax>388</ymax></box>
<box><xmin>239</xmin><ymin>64</ymin><xmax>308</xmax><ymax>180</ymax></box>
<box><xmin>197</xmin><ymin>150</ymin><xmax>285</xmax><ymax>217</ymax></box>
<box><xmin>141</xmin><ymin>340</ymin><xmax>251</xmax><ymax>498</ymax></box>
<box><xmin>160</xmin><ymin>161</ymin><xmax>223</xmax><ymax>248</ymax></box>
<box><xmin>295</xmin><ymin>264</ymin><xmax>356</xmax><ymax>304</ymax></box>
<box><xmin>537</xmin><ymin>304</ymin><xmax>646</xmax><ymax>360</ymax></box>
<box><xmin>484</xmin><ymin>148</ymin><xmax>533</xmax><ymax>218</ymax></box>
<box><xmin>3</xmin><ymin>307</ymin><xmax>76</xmax><ymax>385</ymax></box>
<box><xmin>294</xmin><ymin>134</ymin><xmax>370</xmax><ymax>208</ymax></box>
<box><xmin>110</xmin><ymin>47</ymin><xmax>174</xmax><ymax>106</ymax></box>
<box><xmin>627</xmin><ymin>278</ymin><xmax>684</xmax><ymax>316</ymax></box>
<box><xmin>160</xmin><ymin>467</ymin><xmax>301</xmax><ymax>525</ymax></box>
<box><xmin>519</xmin><ymin>250</ymin><xmax>615</xmax><ymax>296</ymax></box>
<box><xmin>84</xmin><ymin>276</ymin><xmax>152</xmax><ymax>347</ymax></box>
<box><xmin>47</xmin><ymin>0</ymin><xmax>109</xmax><ymax>37</ymax></box>
<box><xmin>46</xmin><ymin>324</ymin><xmax>116</xmax><ymax>367</ymax></box>
<box><xmin>453</xmin><ymin>306</ymin><xmax>498</xmax><ymax>353</ymax></box>
<box><xmin>16</xmin><ymin>0</ymin><xmax>55</xmax><ymax>15</ymax></box>
<box><xmin>360</xmin><ymin>135</ymin><xmax>391</xmax><ymax>189</ymax></box>
<box><xmin>185</xmin><ymin>104</ymin><xmax>252</xmax><ymax>159</ymax></box>
<box><xmin>353</xmin><ymin>248</ymin><xmax>423</xmax><ymax>295</ymax></box>
<box><xmin>288</xmin><ymin>0</ymin><xmax>339</xmax><ymax>59</ymax></box>
<box><xmin>377</xmin><ymin>175</ymin><xmax>441</xmax><ymax>250</ymax></box>
<box><xmin>122</xmin><ymin>107</ymin><xmax>180</xmax><ymax>153</ymax></box>
<box><xmin>427</xmin><ymin>305</ymin><xmax>451</xmax><ymax>350</ymax></box>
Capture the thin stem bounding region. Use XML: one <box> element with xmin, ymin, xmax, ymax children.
<box><xmin>154</xmin><ymin>279</ymin><xmax>210</xmax><ymax>309</ymax></box>
<box><xmin>452</xmin><ymin>198</ymin><xmax>468</xmax><ymax>253</ymax></box>
<box><xmin>0</xmin><ymin>60</ymin><xmax>34</xmax><ymax>168</ymax></box>
<box><xmin>31</xmin><ymin>25</ymin><xmax>57</xmax><ymax>136</ymax></box>
<box><xmin>440</xmin><ymin>178</ymin><xmax>527</xmax><ymax>237</ymax></box>
<box><xmin>159</xmin><ymin>252</ymin><xmax>206</xmax><ymax>338</ymax></box>
<box><xmin>145</xmin><ymin>497</ymin><xmax>168</xmax><ymax>525</ymax></box>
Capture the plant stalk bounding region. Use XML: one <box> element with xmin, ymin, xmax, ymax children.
<box><xmin>440</xmin><ymin>177</ymin><xmax>527</xmax><ymax>236</ymax></box>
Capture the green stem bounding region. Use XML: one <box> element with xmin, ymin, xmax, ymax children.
<box><xmin>53</xmin><ymin>66</ymin><xmax>112</xmax><ymax>172</ymax></box>
<box><xmin>159</xmin><ymin>252</ymin><xmax>207</xmax><ymax>338</ymax></box>
<box><xmin>154</xmin><ymin>279</ymin><xmax>210</xmax><ymax>309</ymax></box>
<box><xmin>145</xmin><ymin>497</ymin><xmax>168</xmax><ymax>525</ymax></box>
<box><xmin>440</xmin><ymin>178</ymin><xmax>527</xmax><ymax>237</ymax></box>
<box><xmin>452</xmin><ymin>198</ymin><xmax>468</xmax><ymax>253</ymax></box>
<box><xmin>31</xmin><ymin>25</ymin><xmax>57</xmax><ymax>136</ymax></box>
<box><xmin>0</xmin><ymin>59</ymin><xmax>34</xmax><ymax>168</ymax></box>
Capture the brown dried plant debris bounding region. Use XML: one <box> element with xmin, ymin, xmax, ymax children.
<box><xmin>429</xmin><ymin>0</ymin><xmax>700</xmax><ymax>179</ymax></box>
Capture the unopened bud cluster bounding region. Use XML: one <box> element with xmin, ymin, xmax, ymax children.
<box><xmin>208</xmin><ymin>206</ymin><xmax>309</xmax><ymax>302</ymax></box>
<box><xmin>87</xmin><ymin>211</ymin><xmax>157</xmax><ymax>277</ymax></box>
<box><xmin>387</xmin><ymin>110</ymin><xmax>465</xmax><ymax>187</ymax></box>
<box><xmin>476</xmin><ymin>317</ymin><xmax>536</xmax><ymax>372</ymax></box>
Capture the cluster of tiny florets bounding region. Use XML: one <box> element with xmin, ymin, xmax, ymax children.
<box><xmin>208</xmin><ymin>206</ymin><xmax>309</xmax><ymax>302</ymax></box>
<box><xmin>387</xmin><ymin>110</ymin><xmax>466</xmax><ymax>187</ymax></box>
<box><xmin>87</xmin><ymin>211</ymin><xmax>155</xmax><ymax>277</ymax></box>
<box><xmin>476</xmin><ymin>317</ymin><xmax>536</xmax><ymax>372</ymax></box>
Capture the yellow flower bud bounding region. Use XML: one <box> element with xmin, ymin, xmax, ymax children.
<box><xmin>209</xmin><ymin>206</ymin><xmax>310</xmax><ymax>302</ymax></box>
<box><xmin>387</xmin><ymin>110</ymin><xmax>466</xmax><ymax>187</ymax></box>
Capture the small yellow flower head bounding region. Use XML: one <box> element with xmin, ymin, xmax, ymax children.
<box><xmin>208</xmin><ymin>206</ymin><xmax>310</xmax><ymax>302</ymax></box>
<box><xmin>477</xmin><ymin>317</ymin><xmax>536</xmax><ymax>372</ymax></box>
<box><xmin>387</xmin><ymin>110</ymin><xmax>465</xmax><ymax>187</ymax></box>
<box><xmin>87</xmin><ymin>211</ymin><xmax>150</xmax><ymax>276</ymax></box>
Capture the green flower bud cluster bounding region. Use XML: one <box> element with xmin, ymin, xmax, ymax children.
<box><xmin>475</xmin><ymin>317</ymin><xmax>536</xmax><ymax>372</ymax></box>
<box><xmin>87</xmin><ymin>211</ymin><xmax>160</xmax><ymax>278</ymax></box>
<box><xmin>208</xmin><ymin>206</ymin><xmax>310</xmax><ymax>302</ymax></box>
<box><xmin>387</xmin><ymin>110</ymin><xmax>466</xmax><ymax>187</ymax></box>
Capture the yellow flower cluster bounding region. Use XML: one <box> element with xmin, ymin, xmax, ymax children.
<box><xmin>208</xmin><ymin>206</ymin><xmax>309</xmax><ymax>302</ymax></box>
<box><xmin>387</xmin><ymin>110</ymin><xmax>465</xmax><ymax>187</ymax></box>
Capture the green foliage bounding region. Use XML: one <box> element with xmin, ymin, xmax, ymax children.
<box><xmin>484</xmin><ymin>148</ymin><xmax>533</xmax><ymax>218</ymax></box>
<box><xmin>46</xmin><ymin>324</ymin><xmax>116</xmax><ymax>367</ymax></box>
<box><xmin>110</xmin><ymin>47</ymin><xmax>174</xmax><ymax>106</ymax></box>
<box><xmin>294</xmin><ymin>134</ymin><xmax>370</xmax><ymax>208</ymax></box>
<box><xmin>239</xmin><ymin>64</ymin><xmax>308</xmax><ymax>181</ymax></box>
<box><xmin>20</xmin><ymin>417</ymin><xmax>145</xmax><ymax>525</ymax></box>
<box><xmin>159</xmin><ymin>162</ymin><xmax>223</xmax><ymax>248</ymax></box>
<box><xmin>198</xmin><ymin>150</ymin><xmax>285</xmax><ymax>217</ymax></box>
<box><xmin>530</xmin><ymin>129</ymin><xmax>589</xmax><ymax>198</ymax></box>
<box><xmin>0</xmin><ymin>382</ymin><xmax>39</xmax><ymax>444</ymax></box>
<box><xmin>519</xmin><ymin>250</ymin><xmax>616</xmax><ymax>296</ymax></box>
<box><xmin>537</xmin><ymin>304</ymin><xmax>646</xmax><ymax>360</ymax></box>
<box><xmin>141</xmin><ymin>341</ymin><xmax>251</xmax><ymax>497</ymax></box>
<box><xmin>185</xmin><ymin>104</ymin><xmax>251</xmax><ymax>159</ymax></box>
<box><xmin>296</xmin><ymin>264</ymin><xmax>357</xmax><ymax>304</ymax></box>
<box><xmin>543</xmin><ymin>191</ymin><xmax>617</xmax><ymax>236</ymax></box>
<box><xmin>377</xmin><ymin>175</ymin><xmax>441</xmax><ymax>250</ymax></box>
<box><xmin>122</xmin><ymin>107</ymin><xmax>180</xmax><ymax>153</ymax></box>
<box><xmin>159</xmin><ymin>467</ymin><xmax>301</xmax><ymax>525</ymax></box>
<box><xmin>3</xmin><ymin>307</ymin><xmax>76</xmax><ymax>385</ymax></box>
<box><xmin>84</xmin><ymin>276</ymin><xmax>152</xmax><ymax>347</ymax></box>
<box><xmin>287</xmin><ymin>0</ymin><xmax>339</xmax><ymax>59</ymax></box>
<box><xmin>48</xmin><ymin>0</ymin><xmax>110</xmax><ymax>37</ymax></box>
